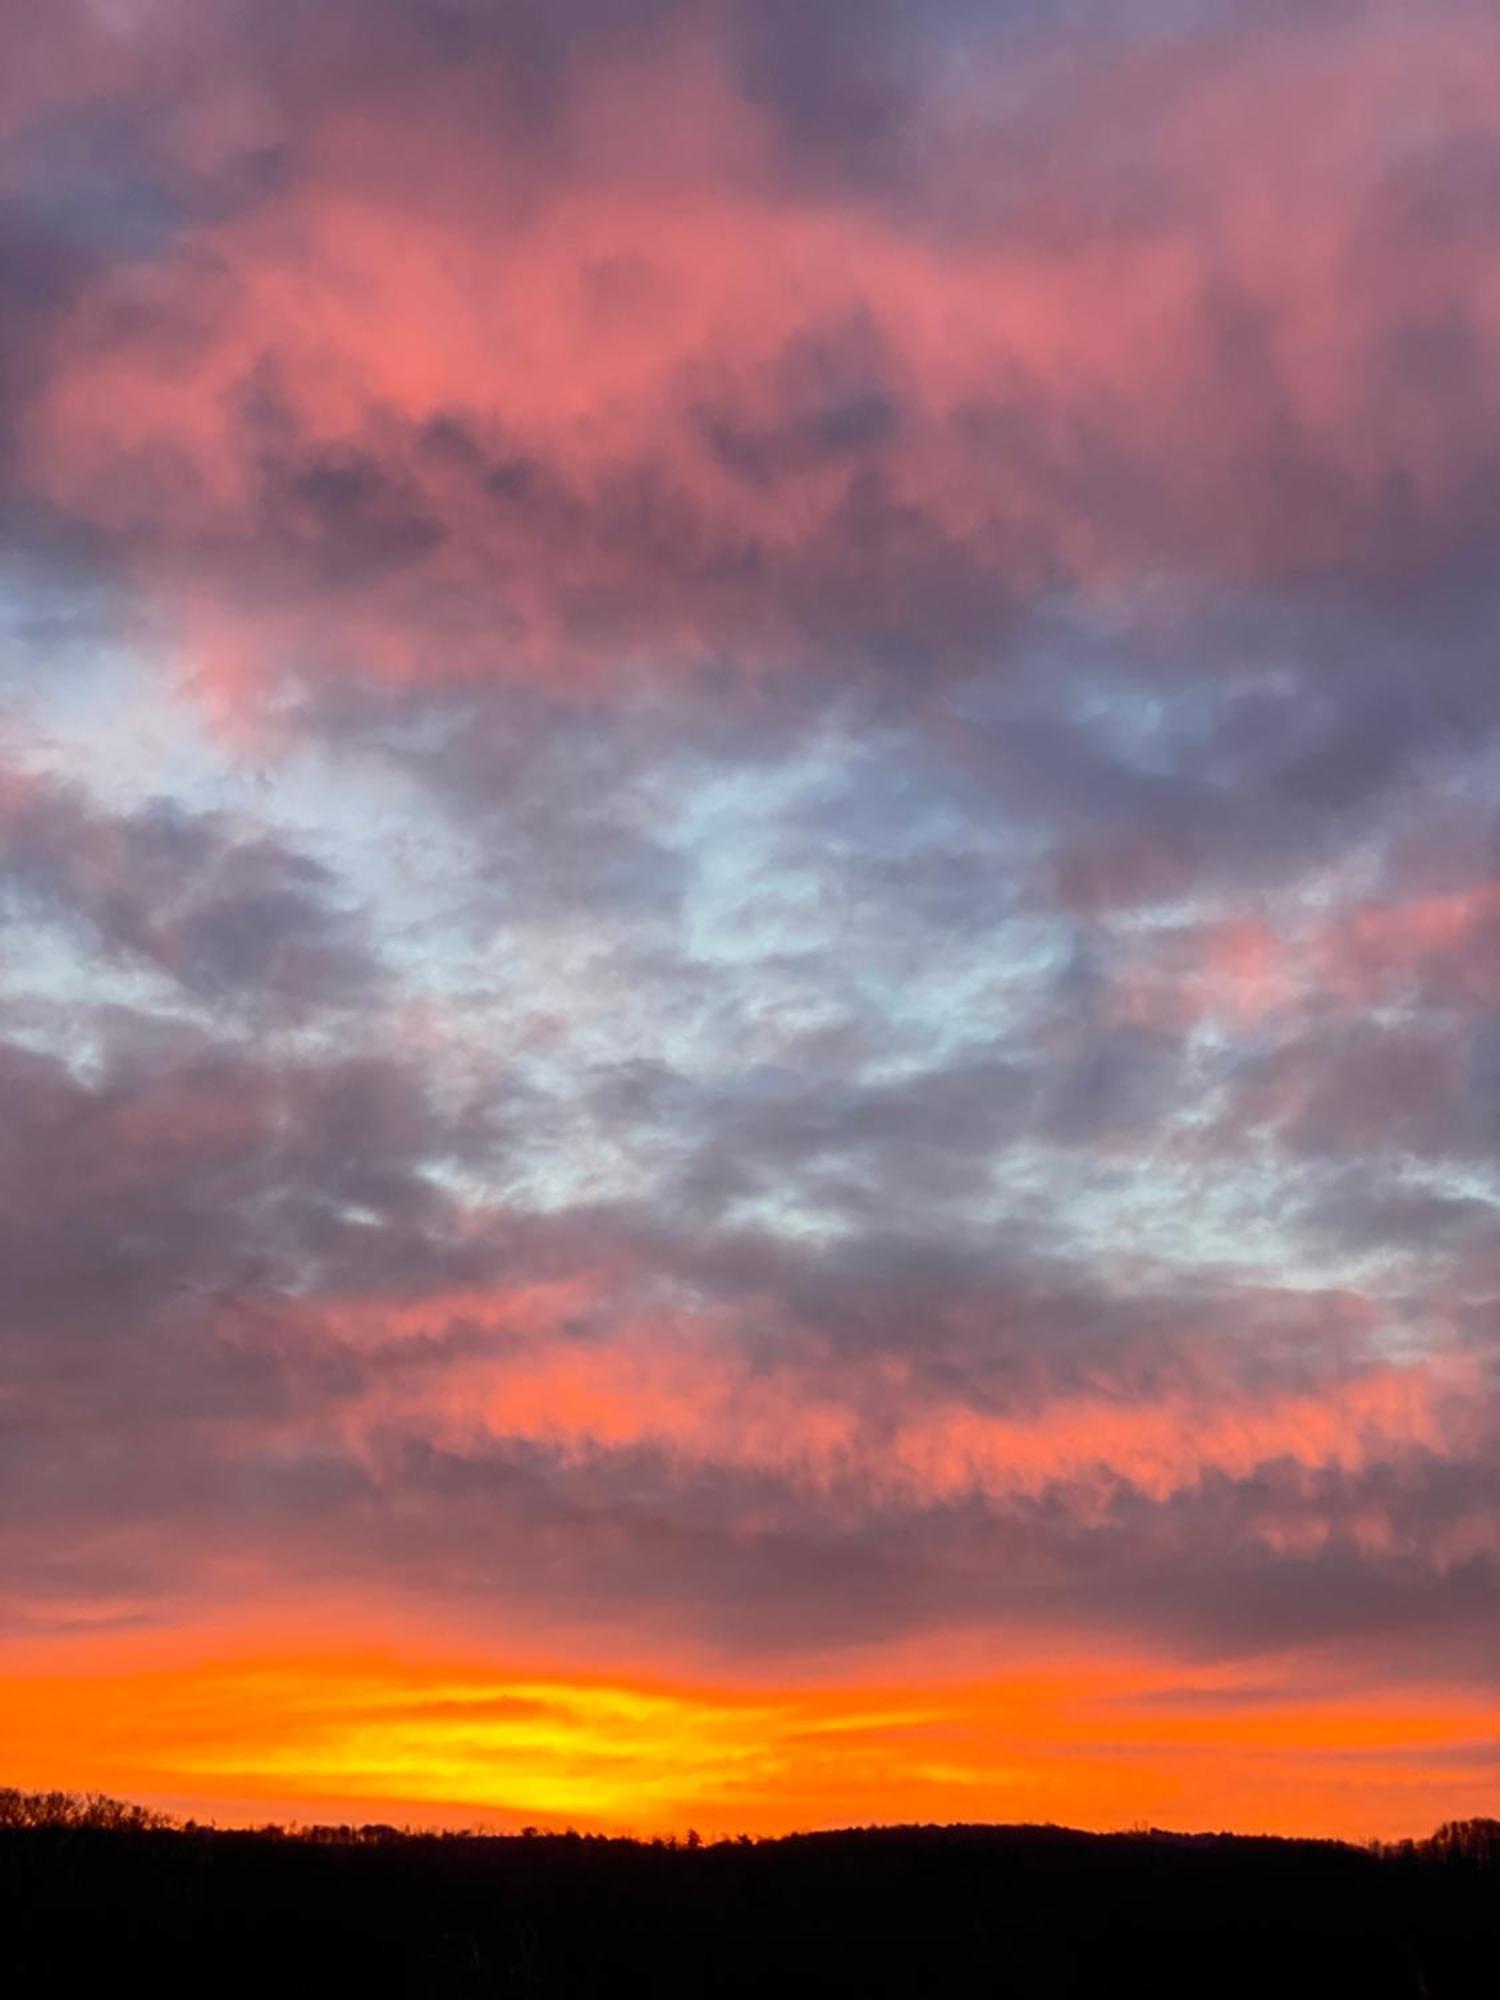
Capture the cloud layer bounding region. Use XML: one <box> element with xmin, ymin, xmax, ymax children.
<box><xmin>0</xmin><ymin>0</ymin><xmax>1495</xmax><ymax>1839</ymax></box>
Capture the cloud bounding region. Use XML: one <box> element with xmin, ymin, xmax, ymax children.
<box><xmin>0</xmin><ymin>762</ymin><xmax>378</xmax><ymax>1014</ymax></box>
<box><xmin>1</xmin><ymin>0</ymin><xmax>1497</xmax><ymax>1839</ymax></box>
<box><xmin>0</xmin><ymin>2</ymin><xmax>1494</xmax><ymax>725</ymax></box>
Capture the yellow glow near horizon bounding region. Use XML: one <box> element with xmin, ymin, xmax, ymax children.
<box><xmin>1</xmin><ymin>1641</ymin><xmax>1493</xmax><ymax>1841</ymax></box>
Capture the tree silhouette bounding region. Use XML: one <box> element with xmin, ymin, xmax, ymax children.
<box><xmin>0</xmin><ymin>1786</ymin><xmax>1493</xmax><ymax>1997</ymax></box>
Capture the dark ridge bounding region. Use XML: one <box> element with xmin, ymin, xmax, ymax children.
<box><xmin>1</xmin><ymin>1788</ymin><xmax>1495</xmax><ymax>1997</ymax></box>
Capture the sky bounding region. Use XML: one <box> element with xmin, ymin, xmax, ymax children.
<box><xmin>0</xmin><ymin>0</ymin><xmax>1496</xmax><ymax>1842</ymax></box>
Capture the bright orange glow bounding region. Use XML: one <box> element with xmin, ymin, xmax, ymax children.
<box><xmin>1</xmin><ymin>1631</ymin><xmax>1492</xmax><ymax>1842</ymax></box>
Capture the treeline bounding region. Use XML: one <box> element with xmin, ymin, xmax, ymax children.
<box><xmin>0</xmin><ymin>1785</ymin><xmax>177</xmax><ymax>1833</ymax></box>
<box><xmin>1</xmin><ymin>1786</ymin><xmax>1494</xmax><ymax>1996</ymax></box>
<box><xmin>6</xmin><ymin>1782</ymin><xmax>1496</xmax><ymax>1867</ymax></box>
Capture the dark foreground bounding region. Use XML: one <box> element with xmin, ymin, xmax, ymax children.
<box><xmin>2</xmin><ymin>1793</ymin><xmax>1495</xmax><ymax>1998</ymax></box>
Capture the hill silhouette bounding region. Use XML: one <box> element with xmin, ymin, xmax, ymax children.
<box><xmin>2</xmin><ymin>1787</ymin><xmax>1494</xmax><ymax>1997</ymax></box>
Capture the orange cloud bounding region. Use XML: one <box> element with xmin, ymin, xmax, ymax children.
<box><xmin>294</xmin><ymin>1291</ymin><xmax>1486</xmax><ymax>1519</ymax></box>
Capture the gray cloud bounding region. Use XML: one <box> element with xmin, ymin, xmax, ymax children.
<box><xmin>0</xmin><ymin>770</ymin><xmax>378</xmax><ymax>1016</ymax></box>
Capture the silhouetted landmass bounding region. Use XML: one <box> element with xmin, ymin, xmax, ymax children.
<box><xmin>2</xmin><ymin>1788</ymin><xmax>1495</xmax><ymax>1996</ymax></box>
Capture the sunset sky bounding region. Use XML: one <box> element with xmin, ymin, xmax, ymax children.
<box><xmin>1</xmin><ymin>0</ymin><xmax>1496</xmax><ymax>1842</ymax></box>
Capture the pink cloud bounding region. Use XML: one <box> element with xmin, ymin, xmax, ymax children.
<box><xmin>17</xmin><ymin>7</ymin><xmax>1500</xmax><ymax>717</ymax></box>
